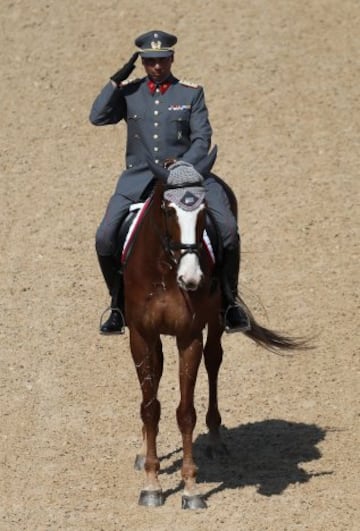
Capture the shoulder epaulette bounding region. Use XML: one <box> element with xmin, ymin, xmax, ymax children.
<box><xmin>120</xmin><ymin>77</ymin><xmax>141</xmax><ymax>87</ymax></box>
<box><xmin>179</xmin><ymin>79</ymin><xmax>200</xmax><ymax>89</ymax></box>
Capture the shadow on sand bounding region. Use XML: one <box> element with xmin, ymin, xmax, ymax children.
<box><xmin>161</xmin><ymin>419</ymin><xmax>330</xmax><ymax>500</ymax></box>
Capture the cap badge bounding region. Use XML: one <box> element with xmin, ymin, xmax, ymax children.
<box><xmin>151</xmin><ymin>40</ymin><xmax>162</xmax><ymax>50</ymax></box>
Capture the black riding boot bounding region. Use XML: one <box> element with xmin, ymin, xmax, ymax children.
<box><xmin>97</xmin><ymin>254</ymin><xmax>125</xmax><ymax>334</ymax></box>
<box><xmin>221</xmin><ymin>244</ymin><xmax>251</xmax><ymax>333</ymax></box>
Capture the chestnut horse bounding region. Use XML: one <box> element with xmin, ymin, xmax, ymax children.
<box><xmin>122</xmin><ymin>148</ymin><xmax>303</xmax><ymax>509</ymax></box>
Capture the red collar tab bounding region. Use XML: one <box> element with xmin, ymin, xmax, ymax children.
<box><xmin>147</xmin><ymin>80</ymin><xmax>171</xmax><ymax>95</ymax></box>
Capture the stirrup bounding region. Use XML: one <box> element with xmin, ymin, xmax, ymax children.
<box><xmin>224</xmin><ymin>304</ymin><xmax>251</xmax><ymax>333</ymax></box>
<box><xmin>99</xmin><ymin>306</ymin><xmax>126</xmax><ymax>335</ymax></box>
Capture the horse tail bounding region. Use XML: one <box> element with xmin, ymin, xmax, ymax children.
<box><xmin>239</xmin><ymin>296</ymin><xmax>311</xmax><ymax>352</ymax></box>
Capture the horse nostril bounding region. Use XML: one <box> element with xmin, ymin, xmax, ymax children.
<box><xmin>178</xmin><ymin>276</ymin><xmax>196</xmax><ymax>291</ymax></box>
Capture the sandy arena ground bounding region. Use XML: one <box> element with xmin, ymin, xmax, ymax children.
<box><xmin>0</xmin><ymin>0</ymin><xmax>359</xmax><ymax>529</ymax></box>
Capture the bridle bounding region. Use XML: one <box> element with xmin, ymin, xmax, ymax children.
<box><xmin>160</xmin><ymin>182</ymin><xmax>205</xmax><ymax>266</ymax></box>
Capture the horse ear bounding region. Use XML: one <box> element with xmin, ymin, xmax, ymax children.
<box><xmin>194</xmin><ymin>145</ymin><xmax>218</xmax><ymax>176</ymax></box>
<box><xmin>147</xmin><ymin>157</ymin><xmax>170</xmax><ymax>183</ymax></box>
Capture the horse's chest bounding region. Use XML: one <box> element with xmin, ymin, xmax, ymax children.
<box><xmin>142</xmin><ymin>288</ymin><xmax>199</xmax><ymax>332</ymax></box>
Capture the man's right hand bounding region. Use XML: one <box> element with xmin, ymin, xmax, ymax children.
<box><xmin>110</xmin><ymin>52</ymin><xmax>139</xmax><ymax>86</ymax></box>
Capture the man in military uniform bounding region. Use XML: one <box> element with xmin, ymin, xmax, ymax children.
<box><xmin>90</xmin><ymin>30</ymin><xmax>249</xmax><ymax>334</ymax></box>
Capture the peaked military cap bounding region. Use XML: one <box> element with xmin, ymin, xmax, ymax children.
<box><xmin>135</xmin><ymin>30</ymin><xmax>177</xmax><ymax>58</ymax></box>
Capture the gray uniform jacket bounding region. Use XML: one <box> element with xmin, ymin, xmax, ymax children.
<box><xmin>90</xmin><ymin>75</ymin><xmax>212</xmax><ymax>200</ymax></box>
<box><xmin>90</xmin><ymin>75</ymin><xmax>237</xmax><ymax>256</ymax></box>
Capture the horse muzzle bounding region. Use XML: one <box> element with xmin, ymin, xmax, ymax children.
<box><xmin>177</xmin><ymin>270</ymin><xmax>204</xmax><ymax>292</ymax></box>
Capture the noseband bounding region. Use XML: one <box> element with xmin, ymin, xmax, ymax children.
<box><xmin>166</xmin><ymin>238</ymin><xmax>203</xmax><ymax>261</ymax></box>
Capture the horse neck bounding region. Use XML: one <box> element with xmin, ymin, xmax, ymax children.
<box><xmin>146</xmin><ymin>180</ymin><xmax>166</xmax><ymax>240</ymax></box>
<box><xmin>131</xmin><ymin>181</ymin><xmax>167</xmax><ymax>262</ymax></box>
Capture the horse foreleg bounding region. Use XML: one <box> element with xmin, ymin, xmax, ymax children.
<box><xmin>134</xmin><ymin>337</ymin><xmax>162</xmax><ymax>471</ymax></box>
<box><xmin>134</xmin><ymin>424</ymin><xmax>146</xmax><ymax>470</ymax></box>
<box><xmin>176</xmin><ymin>334</ymin><xmax>207</xmax><ymax>509</ymax></box>
<box><xmin>203</xmin><ymin>321</ymin><xmax>227</xmax><ymax>457</ymax></box>
<box><xmin>130</xmin><ymin>329</ymin><xmax>164</xmax><ymax>506</ymax></box>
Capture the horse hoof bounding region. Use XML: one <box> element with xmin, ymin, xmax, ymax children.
<box><xmin>138</xmin><ymin>490</ymin><xmax>164</xmax><ymax>507</ymax></box>
<box><xmin>134</xmin><ymin>454</ymin><xmax>146</xmax><ymax>470</ymax></box>
<box><xmin>181</xmin><ymin>495</ymin><xmax>207</xmax><ymax>510</ymax></box>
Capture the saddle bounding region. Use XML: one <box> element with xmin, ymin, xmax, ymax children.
<box><xmin>115</xmin><ymin>197</ymin><xmax>151</xmax><ymax>265</ymax></box>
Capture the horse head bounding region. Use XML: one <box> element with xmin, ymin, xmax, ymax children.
<box><xmin>147</xmin><ymin>147</ymin><xmax>217</xmax><ymax>291</ymax></box>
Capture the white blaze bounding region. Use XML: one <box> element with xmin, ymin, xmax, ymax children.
<box><xmin>172</xmin><ymin>203</ymin><xmax>204</xmax><ymax>290</ymax></box>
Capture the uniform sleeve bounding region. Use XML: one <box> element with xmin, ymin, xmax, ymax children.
<box><xmin>89</xmin><ymin>81</ymin><xmax>126</xmax><ymax>125</ymax></box>
<box><xmin>180</xmin><ymin>87</ymin><xmax>212</xmax><ymax>165</ymax></box>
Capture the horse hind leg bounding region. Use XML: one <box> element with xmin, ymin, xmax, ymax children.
<box><xmin>130</xmin><ymin>330</ymin><xmax>164</xmax><ymax>506</ymax></box>
<box><xmin>204</xmin><ymin>322</ymin><xmax>228</xmax><ymax>458</ymax></box>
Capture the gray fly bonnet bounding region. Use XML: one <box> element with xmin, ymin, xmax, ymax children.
<box><xmin>164</xmin><ymin>161</ymin><xmax>205</xmax><ymax>212</ymax></box>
